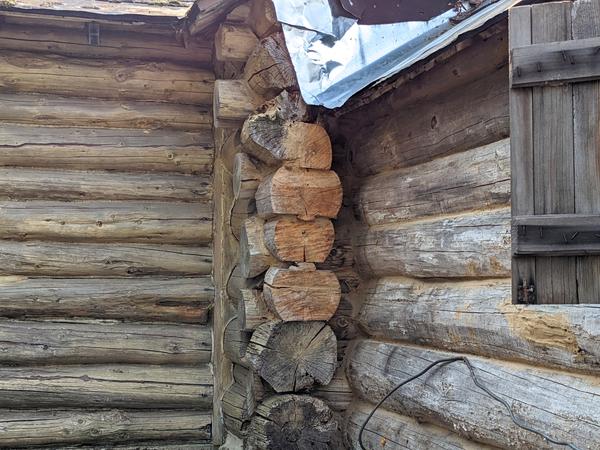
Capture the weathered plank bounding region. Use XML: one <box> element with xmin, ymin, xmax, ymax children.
<box><xmin>0</xmin><ymin>276</ymin><xmax>212</xmax><ymax>323</ymax></box>
<box><xmin>0</xmin><ymin>18</ymin><xmax>212</xmax><ymax>66</ymax></box>
<box><xmin>359</xmin><ymin>277</ymin><xmax>600</xmax><ymax>374</ymax></box>
<box><xmin>0</xmin><ymin>242</ymin><xmax>212</xmax><ymax>276</ymax></box>
<box><xmin>0</xmin><ymin>168</ymin><xmax>211</xmax><ymax>202</ymax></box>
<box><xmin>0</xmin><ymin>409</ymin><xmax>211</xmax><ymax>449</ymax></box>
<box><xmin>0</xmin><ymin>124</ymin><xmax>213</xmax><ymax>174</ymax></box>
<box><xmin>348</xmin><ymin>341</ymin><xmax>600</xmax><ymax>449</ymax></box>
<box><xmin>0</xmin><ymin>51</ymin><xmax>214</xmax><ymax>105</ymax></box>
<box><xmin>355</xmin><ymin>209</ymin><xmax>511</xmax><ymax>279</ymax></box>
<box><xmin>346</xmin><ymin>62</ymin><xmax>509</xmax><ymax>176</ymax></box>
<box><xmin>357</xmin><ymin>139</ymin><xmax>510</xmax><ymax>226</ymax></box>
<box><xmin>0</xmin><ymin>201</ymin><xmax>212</xmax><ymax>244</ymax></box>
<box><xmin>572</xmin><ymin>0</ymin><xmax>600</xmax><ymax>304</ymax></box>
<box><xmin>347</xmin><ymin>402</ymin><xmax>495</xmax><ymax>450</ymax></box>
<box><xmin>511</xmin><ymin>36</ymin><xmax>600</xmax><ymax>87</ymax></box>
<box><xmin>0</xmin><ymin>365</ymin><xmax>212</xmax><ymax>409</ymax></box>
<box><xmin>0</xmin><ymin>92</ymin><xmax>211</xmax><ymax>130</ymax></box>
<box><xmin>0</xmin><ymin>319</ymin><xmax>211</xmax><ymax>365</ymax></box>
<box><xmin>510</xmin><ymin>5</ymin><xmax>536</xmax><ymax>305</ymax></box>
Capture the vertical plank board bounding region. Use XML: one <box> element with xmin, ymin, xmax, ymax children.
<box><xmin>531</xmin><ymin>1</ymin><xmax>577</xmax><ymax>304</ymax></box>
<box><xmin>572</xmin><ymin>0</ymin><xmax>600</xmax><ymax>304</ymax></box>
<box><xmin>509</xmin><ymin>6</ymin><xmax>535</xmax><ymax>304</ymax></box>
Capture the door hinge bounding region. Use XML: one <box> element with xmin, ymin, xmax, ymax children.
<box><xmin>87</xmin><ymin>22</ymin><xmax>100</xmax><ymax>46</ymax></box>
<box><xmin>517</xmin><ymin>279</ymin><xmax>536</xmax><ymax>305</ymax></box>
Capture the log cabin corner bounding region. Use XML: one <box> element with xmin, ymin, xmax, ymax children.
<box><xmin>0</xmin><ymin>0</ymin><xmax>599</xmax><ymax>449</ymax></box>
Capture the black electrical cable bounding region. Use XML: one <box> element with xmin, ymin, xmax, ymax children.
<box><xmin>357</xmin><ymin>356</ymin><xmax>583</xmax><ymax>450</ymax></box>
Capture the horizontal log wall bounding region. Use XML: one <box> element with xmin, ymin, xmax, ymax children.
<box><xmin>334</xmin><ymin>20</ymin><xmax>600</xmax><ymax>449</ymax></box>
<box><xmin>0</xmin><ymin>15</ymin><xmax>215</xmax><ymax>448</ymax></box>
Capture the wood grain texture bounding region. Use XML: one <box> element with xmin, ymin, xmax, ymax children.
<box><xmin>0</xmin><ymin>409</ymin><xmax>211</xmax><ymax>449</ymax></box>
<box><xmin>246</xmin><ymin>321</ymin><xmax>337</xmax><ymax>393</ymax></box>
<box><xmin>246</xmin><ymin>395</ymin><xmax>341</xmax><ymax>449</ymax></box>
<box><xmin>256</xmin><ymin>167</ymin><xmax>343</xmax><ymax>221</ymax></box>
<box><xmin>240</xmin><ymin>216</ymin><xmax>279</xmax><ymax>278</ymax></box>
<box><xmin>346</xmin><ymin>402</ymin><xmax>495</xmax><ymax>450</ymax></box>
<box><xmin>0</xmin><ymin>201</ymin><xmax>212</xmax><ymax>244</ymax></box>
<box><xmin>357</xmin><ymin>139</ymin><xmax>510</xmax><ymax>226</ymax></box>
<box><xmin>4</xmin><ymin>0</ymin><xmax>194</xmax><ymax>17</ymax></box>
<box><xmin>213</xmin><ymin>79</ymin><xmax>262</xmax><ymax>128</ymax></box>
<box><xmin>0</xmin><ymin>242</ymin><xmax>212</xmax><ymax>276</ymax></box>
<box><xmin>313</xmin><ymin>367</ymin><xmax>352</xmax><ymax>413</ymax></box>
<box><xmin>572</xmin><ymin>0</ymin><xmax>600</xmax><ymax>303</ymax></box>
<box><xmin>0</xmin><ymin>17</ymin><xmax>212</xmax><ymax>66</ymax></box>
<box><xmin>0</xmin><ymin>168</ymin><xmax>211</xmax><ymax>202</ymax></box>
<box><xmin>0</xmin><ymin>92</ymin><xmax>211</xmax><ymax>130</ymax></box>
<box><xmin>348</xmin><ymin>341</ymin><xmax>600</xmax><ymax>449</ymax></box>
<box><xmin>358</xmin><ymin>277</ymin><xmax>600</xmax><ymax>374</ymax></box>
<box><xmin>187</xmin><ymin>0</ymin><xmax>241</xmax><ymax>35</ymax></box>
<box><xmin>222</xmin><ymin>364</ymin><xmax>264</xmax><ymax>437</ymax></box>
<box><xmin>0</xmin><ymin>123</ymin><xmax>213</xmax><ymax>174</ymax></box>
<box><xmin>0</xmin><ymin>276</ymin><xmax>213</xmax><ymax>323</ymax></box>
<box><xmin>0</xmin><ymin>51</ymin><xmax>214</xmax><ymax>105</ymax></box>
<box><xmin>238</xmin><ymin>289</ymin><xmax>275</xmax><ymax>332</ymax></box>
<box><xmin>247</xmin><ymin>0</ymin><xmax>279</xmax><ymax>38</ymax></box>
<box><xmin>263</xmin><ymin>266</ymin><xmax>341</xmax><ymax>322</ymax></box>
<box><xmin>264</xmin><ymin>217</ymin><xmax>335</xmax><ymax>263</ymax></box>
<box><xmin>215</xmin><ymin>23</ymin><xmax>258</xmax><ymax>63</ymax></box>
<box><xmin>346</xmin><ymin>63</ymin><xmax>509</xmax><ymax>177</ymax></box>
<box><xmin>0</xmin><ymin>319</ymin><xmax>211</xmax><ymax>365</ymax></box>
<box><xmin>355</xmin><ymin>209</ymin><xmax>511</xmax><ymax>279</ymax></box>
<box><xmin>0</xmin><ymin>365</ymin><xmax>213</xmax><ymax>409</ymax></box>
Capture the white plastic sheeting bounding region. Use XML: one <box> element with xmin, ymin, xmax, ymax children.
<box><xmin>273</xmin><ymin>0</ymin><xmax>521</xmax><ymax>108</ymax></box>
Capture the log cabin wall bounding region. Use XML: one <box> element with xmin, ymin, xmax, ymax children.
<box><xmin>0</xmin><ymin>12</ymin><xmax>215</xmax><ymax>448</ymax></box>
<box><xmin>334</xmin><ymin>17</ymin><xmax>600</xmax><ymax>449</ymax></box>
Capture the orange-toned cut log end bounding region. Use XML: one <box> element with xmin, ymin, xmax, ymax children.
<box><xmin>255</xmin><ymin>167</ymin><xmax>343</xmax><ymax>221</ymax></box>
<box><xmin>263</xmin><ymin>265</ymin><xmax>341</xmax><ymax>321</ymax></box>
<box><xmin>264</xmin><ymin>217</ymin><xmax>334</xmax><ymax>263</ymax></box>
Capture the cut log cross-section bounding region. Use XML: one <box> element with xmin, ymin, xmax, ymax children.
<box><xmin>246</xmin><ymin>321</ymin><xmax>337</xmax><ymax>393</ymax></box>
<box><xmin>244</xmin><ymin>32</ymin><xmax>297</xmax><ymax>99</ymax></box>
<box><xmin>256</xmin><ymin>167</ymin><xmax>343</xmax><ymax>221</ymax></box>
<box><xmin>223</xmin><ymin>364</ymin><xmax>265</xmax><ymax>437</ymax></box>
<box><xmin>246</xmin><ymin>395</ymin><xmax>341</xmax><ymax>450</ymax></box>
<box><xmin>263</xmin><ymin>265</ymin><xmax>341</xmax><ymax>322</ymax></box>
<box><xmin>238</xmin><ymin>289</ymin><xmax>275</xmax><ymax>331</ymax></box>
<box><xmin>242</xmin><ymin>112</ymin><xmax>332</xmax><ymax>169</ymax></box>
<box><xmin>240</xmin><ymin>216</ymin><xmax>279</xmax><ymax>278</ymax></box>
<box><xmin>264</xmin><ymin>216</ymin><xmax>335</xmax><ymax>263</ymax></box>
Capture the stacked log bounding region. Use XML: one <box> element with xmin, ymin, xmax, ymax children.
<box><xmin>211</xmin><ymin>3</ymin><xmax>343</xmax><ymax>446</ymax></box>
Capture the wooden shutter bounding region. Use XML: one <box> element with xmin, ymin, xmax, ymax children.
<box><xmin>510</xmin><ymin>1</ymin><xmax>600</xmax><ymax>304</ymax></box>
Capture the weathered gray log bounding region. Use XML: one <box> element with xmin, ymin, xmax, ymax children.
<box><xmin>357</xmin><ymin>139</ymin><xmax>510</xmax><ymax>226</ymax></box>
<box><xmin>241</xmin><ymin>114</ymin><xmax>332</xmax><ymax>169</ymax></box>
<box><xmin>0</xmin><ymin>242</ymin><xmax>212</xmax><ymax>277</ymax></box>
<box><xmin>348</xmin><ymin>340</ymin><xmax>600</xmax><ymax>449</ymax></box>
<box><xmin>213</xmin><ymin>79</ymin><xmax>263</xmax><ymax>128</ymax></box>
<box><xmin>0</xmin><ymin>17</ymin><xmax>212</xmax><ymax>66</ymax></box>
<box><xmin>0</xmin><ymin>92</ymin><xmax>210</xmax><ymax>131</ymax></box>
<box><xmin>232</xmin><ymin>153</ymin><xmax>265</xmax><ymax>239</ymax></box>
<box><xmin>313</xmin><ymin>367</ymin><xmax>352</xmax><ymax>413</ymax></box>
<box><xmin>238</xmin><ymin>289</ymin><xmax>275</xmax><ymax>331</ymax></box>
<box><xmin>187</xmin><ymin>0</ymin><xmax>241</xmax><ymax>35</ymax></box>
<box><xmin>346</xmin><ymin>402</ymin><xmax>495</xmax><ymax>450</ymax></box>
<box><xmin>222</xmin><ymin>364</ymin><xmax>265</xmax><ymax>437</ymax></box>
<box><xmin>0</xmin><ymin>51</ymin><xmax>214</xmax><ymax>105</ymax></box>
<box><xmin>256</xmin><ymin>167</ymin><xmax>343</xmax><ymax>221</ymax></box>
<box><xmin>0</xmin><ymin>409</ymin><xmax>211</xmax><ymax>448</ymax></box>
<box><xmin>355</xmin><ymin>208</ymin><xmax>511</xmax><ymax>278</ymax></box>
<box><xmin>215</xmin><ymin>23</ymin><xmax>258</xmax><ymax>63</ymax></box>
<box><xmin>0</xmin><ymin>365</ymin><xmax>212</xmax><ymax>409</ymax></box>
<box><xmin>359</xmin><ymin>277</ymin><xmax>600</xmax><ymax>374</ymax></box>
<box><xmin>246</xmin><ymin>395</ymin><xmax>341</xmax><ymax>449</ymax></box>
<box><xmin>240</xmin><ymin>216</ymin><xmax>279</xmax><ymax>278</ymax></box>
<box><xmin>0</xmin><ymin>168</ymin><xmax>211</xmax><ymax>202</ymax></box>
<box><xmin>58</xmin><ymin>444</ymin><xmax>212</xmax><ymax>450</ymax></box>
<box><xmin>263</xmin><ymin>265</ymin><xmax>341</xmax><ymax>321</ymax></box>
<box><xmin>246</xmin><ymin>321</ymin><xmax>337</xmax><ymax>392</ymax></box>
<box><xmin>345</xmin><ymin>63</ymin><xmax>509</xmax><ymax>177</ymax></box>
<box><xmin>0</xmin><ymin>201</ymin><xmax>212</xmax><ymax>244</ymax></box>
<box><xmin>264</xmin><ymin>217</ymin><xmax>335</xmax><ymax>263</ymax></box>
<box><xmin>0</xmin><ymin>276</ymin><xmax>212</xmax><ymax>323</ymax></box>
<box><xmin>224</xmin><ymin>316</ymin><xmax>252</xmax><ymax>367</ymax></box>
<box><xmin>0</xmin><ymin>319</ymin><xmax>210</xmax><ymax>366</ymax></box>
<box><xmin>227</xmin><ymin>264</ymin><xmax>263</xmax><ymax>302</ymax></box>
<box><xmin>0</xmin><ymin>123</ymin><xmax>213</xmax><ymax>174</ymax></box>
<box><xmin>244</xmin><ymin>32</ymin><xmax>297</xmax><ymax>98</ymax></box>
